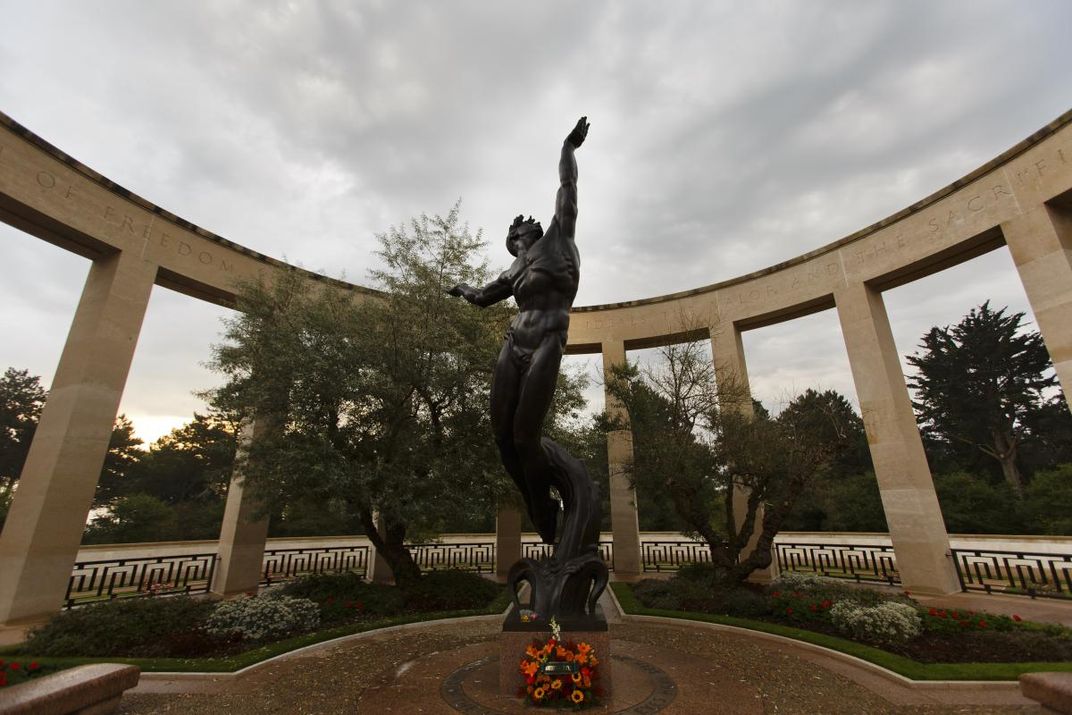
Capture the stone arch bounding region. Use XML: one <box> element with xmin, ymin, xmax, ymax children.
<box><xmin>1</xmin><ymin>108</ymin><xmax>1070</xmax><ymax>625</ymax></box>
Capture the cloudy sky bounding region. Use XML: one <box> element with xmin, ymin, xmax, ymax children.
<box><xmin>1</xmin><ymin>1</ymin><xmax>1070</xmax><ymax>444</ymax></box>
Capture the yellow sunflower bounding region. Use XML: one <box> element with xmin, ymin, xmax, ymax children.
<box><xmin>571</xmin><ymin>690</ymin><xmax>585</xmax><ymax>704</ymax></box>
<box><xmin>533</xmin><ymin>687</ymin><xmax>546</xmax><ymax>700</ymax></box>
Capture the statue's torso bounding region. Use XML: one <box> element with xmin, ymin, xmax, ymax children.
<box><xmin>508</xmin><ymin>222</ymin><xmax>578</xmax><ymax>348</ymax></box>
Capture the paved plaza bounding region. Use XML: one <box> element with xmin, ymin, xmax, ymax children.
<box><xmin>119</xmin><ymin>594</ymin><xmax>1048</xmax><ymax>715</ymax></box>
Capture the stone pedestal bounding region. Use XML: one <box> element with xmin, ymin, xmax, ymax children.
<box><xmin>499</xmin><ymin>605</ymin><xmax>610</xmax><ymax>697</ymax></box>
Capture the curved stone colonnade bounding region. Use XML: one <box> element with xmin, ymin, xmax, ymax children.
<box><xmin>0</xmin><ymin>109</ymin><xmax>1070</xmax><ymax>627</ymax></box>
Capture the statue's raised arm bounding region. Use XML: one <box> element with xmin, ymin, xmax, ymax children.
<box><xmin>555</xmin><ymin>116</ymin><xmax>589</xmax><ymax>239</ymax></box>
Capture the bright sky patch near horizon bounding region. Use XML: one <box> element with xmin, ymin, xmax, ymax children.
<box><xmin>0</xmin><ymin>1</ymin><xmax>1069</xmax><ymax>444</ymax></box>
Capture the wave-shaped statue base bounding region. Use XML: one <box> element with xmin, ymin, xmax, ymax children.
<box><xmin>506</xmin><ymin>437</ymin><xmax>608</xmax><ymax>621</ymax></box>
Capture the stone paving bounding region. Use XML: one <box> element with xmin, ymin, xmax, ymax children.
<box><xmin>119</xmin><ymin>615</ymin><xmax>1042</xmax><ymax>714</ymax></box>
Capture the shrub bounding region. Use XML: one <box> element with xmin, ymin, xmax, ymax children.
<box><xmin>281</xmin><ymin>571</ymin><xmax>403</xmax><ymax>620</ymax></box>
<box><xmin>772</xmin><ymin>571</ymin><xmax>830</xmax><ymax>591</ymax></box>
<box><xmin>769</xmin><ymin>588</ymin><xmax>835</xmax><ymax>625</ymax></box>
<box><xmin>829</xmin><ymin>601</ymin><xmax>921</xmax><ymax>645</ymax></box>
<box><xmin>632</xmin><ymin>579</ymin><xmax>680</xmax><ymax>610</ymax></box>
<box><xmin>206</xmin><ymin>595</ymin><xmax>320</xmax><ymax>641</ymax></box>
<box><xmin>401</xmin><ymin>570</ymin><xmax>501</xmax><ymax>612</ymax></box>
<box><xmin>24</xmin><ymin>596</ymin><xmax>215</xmax><ymax>657</ymax></box>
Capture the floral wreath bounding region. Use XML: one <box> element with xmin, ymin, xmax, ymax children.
<box><xmin>518</xmin><ymin>616</ymin><xmax>601</xmax><ymax>707</ymax></box>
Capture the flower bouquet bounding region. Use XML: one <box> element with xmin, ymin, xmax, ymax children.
<box><xmin>517</xmin><ymin>617</ymin><xmax>601</xmax><ymax>707</ymax></box>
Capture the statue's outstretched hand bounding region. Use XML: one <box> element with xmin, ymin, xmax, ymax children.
<box><xmin>566</xmin><ymin>116</ymin><xmax>589</xmax><ymax>148</ymax></box>
<box><xmin>446</xmin><ymin>284</ymin><xmax>465</xmax><ymax>298</ymax></box>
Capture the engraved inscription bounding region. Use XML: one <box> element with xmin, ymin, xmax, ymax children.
<box><xmin>927</xmin><ymin>183</ymin><xmax>1012</xmax><ymax>234</ymax></box>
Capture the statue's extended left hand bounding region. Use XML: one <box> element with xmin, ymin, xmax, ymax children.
<box><xmin>567</xmin><ymin>116</ymin><xmax>589</xmax><ymax>148</ymax></box>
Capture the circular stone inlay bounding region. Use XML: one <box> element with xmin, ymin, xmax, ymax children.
<box><xmin>441</xmin><ymin>653</ymin><xmax>677</xmax><ymax>714</ymax></box>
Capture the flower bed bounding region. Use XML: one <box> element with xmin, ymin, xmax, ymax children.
<box><xmin>628</xmin><ymin>568</ymin><xmax>1072</xmax><ymax>665</ymax></box>
<box><xmin>5</xmin><ymin>570</ymin><xmax>505</xmax><ymax>666</ymax></box>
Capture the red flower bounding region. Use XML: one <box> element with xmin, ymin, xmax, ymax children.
<box><xmin>771</xmin><ymin>591</ymin><xmax>781</xmax><ymax>598</ymax></box>
<box><xmin>0</xmin><ymin>673</ymin><xmax>8</xmax><ymax>687</ymax></box>
<box><xmin>8</xmin><ymin>663</ymin><xmax>20</xmax><ymax>671</ymax></box>
<box><xmin>28</xmin><ymin>663</ymin><xmax>39</xmax><ymax>671</ymax></box>
<box><xmin>1012</xmin><ymin>614</ymin><xmax>1022</xmax><ymax>622</ymax></box>
<box><xmin>928</xmin><ymin>607</ymin><xmax>937</xmax><ymax>616</ymax></box>
<box><xmin>937</xmin><ymin>609</ymin><xmax>946</xmax><ymax>618</ymax></box>
<box><xmin>808</xmin><ymin>604</ymin><xmax>817</xmax><ymax>612</ymax></box>
<box><xmin>820</xmin><ymin>599</ymin><xmax>832</xmax><ymax>609</ymax></box>
<box><xmin>951</xmin><ymin>611</ymin><xmax>960</xmax><ymax>620</ymax></box>
<box><xmin>978</xmin><ymin>619</ymin><xmax>988</xmax><ymax>628</ymax></box>
<box><xmin>785</xmin><ymin>607</ymin><xmax>794</xmax><ymax>615</ymax></box>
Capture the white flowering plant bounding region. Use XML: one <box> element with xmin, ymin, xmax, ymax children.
<box><xmin>829</xmin><ymin>601</ymin><xmax>922</xmax><ymax>645</ymax></box>
<box><xmin>205</xmin><ymin>594</ymin><xmax>320</xmax><ymax>641</ymax></box>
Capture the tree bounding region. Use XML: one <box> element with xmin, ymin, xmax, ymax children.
<box><xmin>906</xmin><ymin>302</ymin><xmax>1058</xmax><ymax>497</ymax></box>
<box><xmin>208</xmin><ymin>205</ymin><xmax>585</xmax><ymax>583</ymax></box>
<box><xmin>0</xmin><ymin>368</ymin><xmax>47</xmax><ymax>528</ymax></box>
<box><xmin>0</xmin><ymin>368</ymin><xmax>46</xmax><ymax>488</ymax></box>
<box><xmin>604</xmin><ymin>342</ymin><xmax>851</xmax><ymax>585</ymax></box>
<box><xmin>97</xmin><ymin>413</ymin><xmax>235</xmax><ymax>505</ymax></box>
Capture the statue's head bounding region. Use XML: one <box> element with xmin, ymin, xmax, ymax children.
<box><xmin>506</xmin><ymin>215</ymin><xmax>543</xmax><ymax>256</ymax></box>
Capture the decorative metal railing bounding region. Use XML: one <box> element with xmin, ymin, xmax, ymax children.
<box><xmin>65</xmin><ymin>553</ymin><xmax>218</xmax><ymax>608</ymax></box>
<box><xmin>523</xmin><ymin>539</ymin><xmax>615</xmax><ymax>570</ymax></box>
<box><xmin>951</xmin><ymin>548</ymin><xmax>1072</xmax><ymax>599</ymax></box>
<box><xmin>409</xmin><ymin>541</ymin><xmax>496</xmax><ymax>573</ymax></box>
<box><xmin>642</xmin><ymin>540</ymin><xmax>711</xmax><ymax>572</ymax></box>
<box><xmin>260</xmin><ymin>544</ymin><xmax>371</xmax><ymax>586</ymax></box>
<box><xmin>65</xmin><ymin>536</ymin><xmax>1072</xmax><ymax>608</ymax></box>
<box><xmin>775</xmin><ymin>541</ymin><xmax>900</xmax><ymax>585</ymax></box>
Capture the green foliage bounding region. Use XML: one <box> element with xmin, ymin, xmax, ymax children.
<box><xmin>205</xmin><ymin>594</ymin><xmax>320</xmax><ymax>641</ymax></box>
<box><xmin>0</xmin><ymin>658</ymin><xmax>57</xmax><ymax>689</ymax></box>
<box><xmin>400</xmin><ymin>570</ymin><xmax>501</xmax><ymax>612</ymax></box>
<box><xmin>604</xmin><ymin>342</ymin><xmax>860</xmax><ymax>583</ymax></box>
<box><xmin>0</xmin><ymin>368</ymin><xmax>45</xmax><ymax>486</ymax></box>
<box><xmin>280</xmin><ymin>572</ymin><xmax>404</xmax><ymax>620</ymax></box>
<box><xmin>906</xmin><ymin>302</ymin><xmax>1057</xmax><ymax>496</ymax></box>
<box><xmin>82</xmin><ymin>494</ymin><xmax>179</xmax><ymax>544</ymax></box>
<box><xmin>23</xmin><ymin>596</ymin><xmax>217</xmax><ymax>657</ymax></box>
<box><xmin>1023</xmin><ymin>463</ymin><xmax>1072</xmax><ymax>534</ymax></box>
<box><xmin>933</xmin><ymin>471</ymin><xmax>1023</xmax><ymax>534</ymax></box>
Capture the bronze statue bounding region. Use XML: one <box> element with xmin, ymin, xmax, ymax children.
<box><xmin>449</xmin><ymin>117</ymin><xmax>607</xmax><ymax>621</ymax></box>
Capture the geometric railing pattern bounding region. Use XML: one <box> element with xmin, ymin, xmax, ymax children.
<box><xmin>65</xmin><ymin>553</ymin><xmax>218</xmax><ymax>609</ymax></box>
<box><xmin>951</xmin><ymin>548</ymin><xmax>1072</xmax><ymax>600</ymax></box>
<box><xmin>775</xmin><ymin>541</ymin><xmax>900</xmax><ymax>585</ymax></box>
<box><xmin>523</xmin><ymin>539</ymin><xmax>615</xmax><ymax>570</ymax></box>
<box><xmin>65</xmin><ymin>537</ymin><xmax>1072</xmax><ymax>608</ymax></box>
<box><xmin>261</xmin><ymin>545</ymin><xmax>371</xmax><ymax>586</ymax></box>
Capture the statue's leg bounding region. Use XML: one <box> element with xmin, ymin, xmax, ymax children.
<box><xmin>491</xmin><ymin>338</ymin><xmax>529</xmax><ymax>511</ymax></box>
<box><xmin>514</xmin><ymin>333</ymin><xmax>565</xmax><ymax>544</ymax></box>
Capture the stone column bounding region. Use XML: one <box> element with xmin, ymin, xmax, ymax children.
<box><xmin>0</xmin><ymin>249</ymin><xmax>157</xmax><ymax>625</ymax></box>
<box><xmin>602</xmin><ymin>339</ymin><xmax>642</xmax><ymax>577</ymax></box>
<box><xmin>211</xmin><ymin>417</ymin><xmax>270</xmax><ymax>598</ymax></box>
<box><xmin>710</xmin><ymin>324</ymin><xmax>774</xmax><ymax>581</ymax></box>
<box><xmin>834</xmin><ymin>281</ymin><xmax>960</xmax><ymax>595</ymax></box>
<box><xmin>1002</xmin><ymin>204</ymin><xmax>1072</xmax><ymax>408</ymax></box>
<box><xmin>495</xmin><ymin>501</ymin><xmax>522</xmax><ymax>582</ymax></box>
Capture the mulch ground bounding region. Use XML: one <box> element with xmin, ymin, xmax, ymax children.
<box><xmin>117</xmin><ymin>618</ymin><xmax>1039</xmax><ymax>714</ymax></box>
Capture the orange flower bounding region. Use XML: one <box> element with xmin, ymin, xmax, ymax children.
<box><xmin>576</xmin><ymin>642</ymin><xmax>592</xmax><ymax>656</ymax></box>
<box><xmin>589</xmin><ymin>656</ymin><xmax>599</xmax><ymax>666</ymax></box>
<box><xmin>526</xmin><ymin>645</ymin><xmax>540</xmax><ymax>658</ymax></box>
<box><xmin>551</xmin><ymin>678</ymin><xmax>563</xmax><ymax>690</ymax></box>
<box><xmin>583</xmin><ymin>676</ymin><xmax>591</xmax><ymax>688</ymax></box>
<box><xmin>555</xmin><ymin>646</ymin><xmax>568</xmax><ymax>659</ymax></box>
<box><xmin>521</xmin><ymin>661</ymin><xmax>539</xmax><ymax>678</ymax></box>
<box><xmin>575</xmin><ymin>653</ymin><xmax>588</xmax><ymax>665</ymax></box>
<box><xmin>571</xmin><ymin>689</ymin><xmax>585</xmax><ymax>704</ymax></box>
